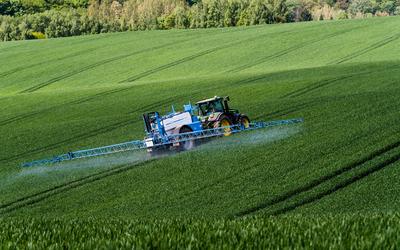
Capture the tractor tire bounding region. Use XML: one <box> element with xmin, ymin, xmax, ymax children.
<box><xmin>240</xmin><ymin>116</ymin><xmax>251</xmax><ymax>129</ymax></box>
<box><xmin>214</xmin><ymin>115</ymin><xmax>233</xmax><ymax>136</ymax></box>
<box><xmin>178</xmin><ymin>126</ymin><xmax>195</xmax><ymax>151</ymax></box>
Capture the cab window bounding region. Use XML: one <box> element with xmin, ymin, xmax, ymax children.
<box><xmin>198</xmin><ymin>100</ymin><xmax>224</xmax><ymax>116</ymax></box>
<box><xmin>213</xmin><ymin>100</ymin><xmax>224</xmax><ymax>112</ymax></box>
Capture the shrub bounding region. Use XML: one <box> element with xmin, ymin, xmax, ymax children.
<box><xmin>223</xmin><ymin>0</ymin><xmax>242</xmax><ymax>26</ymax></box>
<box><xmin>379</xmin><ymin>0</ymin><xmax>396</xmax><ymax>14</ymax></box>
<box><xmin>335</xmin><ymin>9</ymin><xmax>348</xmax><ymax>19</ymax></box>
<box><xmin>247</xmin><ymin>0</ymin><xmax>270</xmax><ymax>25</ymax></box>
<box><xmin>348</xmin><ymin>0</ymin><xmax>374</xmax><ymax>15</ymax></box>
<box><xmin>158</xmin><ymin>13</ymin><xmax>176</xmax><ymax>29</ymax></box>
<box><xmin>174</xmin><ymin>5</ymin><xmax>189</xmax><ymax>28</ymax></box>
<box><xmin>311</xmin><ymin>4</ymin><xmax>349</xmax><ymax>20</ymax></box>
<box><xmin>31</xmin><ymin>31</ymin><xmax>45</xmax><ymax>39</ymax></box>
<box><xmin>287</xmin><ymin>0</ymin><xmax>313</xmax><ymax>22</ymax></box>
<box><xmin>395</xmin><ymin>6</ymin><xmax>400</xmax><ymax>15</ymax></box>
<box><xmin>204</xmin><ymin>0</ymin><xmax>226</xmax><ymax>28</ymax></box>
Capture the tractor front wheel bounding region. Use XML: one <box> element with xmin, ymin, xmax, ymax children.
<box><xmin>214</xmin><ymin>116</ymin><xmax>233</xmax><ymax>136</ymax></box>
<box><xmin>240</xmin><ymin>116</ymin><xmax>250</xmax><ymax>129</ymax></box>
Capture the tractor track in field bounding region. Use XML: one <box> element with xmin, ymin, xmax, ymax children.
<box><xmin>118</xmin><ymin>30</ymin><xmax>293</xmax><ymax>83</ymax></box>
<box><xmin>268</xmin><ymin>103</ymin><xmax>311</xmax><ymax>118</ymax></box>
<box><xmin>282</xmin><ymin>64</ymin><xmax>400</xmax><ymax>98</ymax></box>
<box><xmin>0</xmin><ymin>87</ymin><xmax>142</xmax><ymax>127</ymax></box>
<box><xmin>17</xmin><ymin>25</ymin><xmax>257</xmax><ymax>93</ymax></box>
<box><xmin>120</xmin><ymin>47</ymin><xmax>222</xmax><ymax>82</ymax></box>
<box><xmin>248</xmin><ymin>99</ymin><xmax>318</xmax><ymax>121</ymax></box>
<box><xmin>0</xmin><ymin>48</ymin><xmax>98</xmax><ymax>79</ymax></box>
<box><xmin>158</xmin><ymin>154</ymin><xmax>257</xmax><ymax>210</ymax></box>
<box><xmin>19</xmin><ymin>39</ymin><xmax>194</xmax><ymax>93</ymax></box>
<box><xmin>0</xmin><ymin>34</ymin><xmax>116</xmax><ymax>75</ymax></box>
<box><xmin>232</xmin><ymin>74</ymin><xmax>273</xmax><ymax>86</ymax></box>
<box><xmin>235</xmin><ymin>138</ymin><xmax>400</xmax><ymax>217</ymax></box>
<box><xmin>170</xmin><ymin>125</ymin><xmax>370</xmax><ymax>212</ymax></box>
<box><xmin>270</xmin><ymin>153</ymin><xmax>400</xmax><ymax>216</ymax></box>
<box><xmin>282</xmin><ymin>75</ymin><xmax>355</xmax><ymax>98</ymax></box>
<box><xmin>1</xmin><ymin>85</ymin><xmax>165</xmax><ymax>127</ymax></box>
<box><xmin>171</xmin><ymin>160</ymin><xmax>270</xmax><ymax>210</ymax></box>
<box><xmin>226</xmin><ymin>130</ymin><xmax>373</xmax><ymax>198</ymax></box>
<box><xmin>226</xmin><ymin>25</ymin><xmax>363</xmax><ymax>73</ymax></box>
<box><xmin>0</xmin><ymin>119</ymin><xmax>136</xmax><ymax>163</ymax></box>
<box><xmin>0</xmin><ymin>159</ymin><xmax>155</xmax><ymax>215</ymax></box>
<box><xmin>329</xmin><ymin>32</ymin><xmax>400</xmax><ymax>65</ymax></box>
<box><xmin>264</xmin><ymin>100</ymin><xmax>316</xmax><ymax>119</ymax></box>
<box><xmin>0</xmin><ymin>109</ymin><xmax>44</xmax><ymax>126</ymax></box>
<box><xmin>0</xmin><ymin>31</ymin><xmax>174</xmax><ymax>79</ymax></box>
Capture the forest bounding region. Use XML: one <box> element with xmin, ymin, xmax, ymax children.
<box><xmin>0</xmin><ymin>0</ymin><xmax>399</xmax><ymax>41</ymax></box>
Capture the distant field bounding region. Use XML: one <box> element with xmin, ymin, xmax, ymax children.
<box><xmin>0</xmin><ymin>16</ymin><xmax>400</xmax><ymax>247</ymax></box>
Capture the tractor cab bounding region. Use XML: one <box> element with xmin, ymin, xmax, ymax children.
<box><xmin>195</xmin><ymin>96</ymin><xmax>250</xmax><ymax>131</ymax></box>
<box><xmin>196</xmin><ymin>96</ymin><xmax>229</xmax><ymax>116</ymax></box>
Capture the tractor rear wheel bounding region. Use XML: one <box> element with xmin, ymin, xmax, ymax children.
<box><xmin>240</xmin><ymin>116</ymin><xmax>250</xmax><ymax>129</ymax></box>
<box><xmin>214</xmin><ymin>116</ymin><xmax>233</xmax><ymax>136</ymax></box>
<box><xmin>178</xmin><ymin>126</ymin><xmax>195</xmax><ymax>151</ymax></box>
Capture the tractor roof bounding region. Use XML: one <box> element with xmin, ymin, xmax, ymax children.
<box><xmin>196</xmin><ymin>96</ymin><xmax>222</xmax><ymax>104</ymax></box>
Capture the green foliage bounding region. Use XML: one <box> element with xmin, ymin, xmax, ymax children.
<box><xmin>188</xmin><ymin>2</ymin><xmax>207</xmax><ymax>28</ymax></box>
<box><xmin>186</xmin><ymin>0</ymin><xmax>200</xmax><ymax>5</ymax></box>
<box><xmin>0</xmin><ymin>8</ymin><xmax>125</xmax><ymax>41</ymax></box>
<box><xmin>334</xmin><ymin>0</ymin><xmax>399</xmax><ymax>15</ymax></box>
<box><xmin>0</xmin><ymin>0</ymin><xmax>293</xmax><ymax>41</ymax></box>
<box><xmin>204</xmin><ymin>0</ymin><xmax>226</xmax><ymax>27</ymax></box>
<box><xmin>335</xmin><ymin>9</ymin><xmax>348</xmax><ymax>18</ymax></box>
<box><xmin>1</xmin><ymin>215</ymin><xmax>400</xmax><ymax>248</ymax></box>
<box><xmin>223</xmin><ymin>0</ymin><xmax>242</xmax><ymax>26</ymax></box>
<box><xmin>1</xmin><ymin>0</ymin><xmax>400</xmax><ymax>42</ymax></box>
<box><xmin>158</xmin><ymin>13</ymin><xmax>176</xmax><ymax>29</ymax></box>
<box><xmin>379</xmin><ymin>0</ymin><xmax>396</xmax><ymax>14</ymax></box>
<box><xmin>348</xmin><ymin>0</ymin><xmax>374</xmax><ymax>14</ymax></box>
<box><xmin>0</xmin><ymin>0</ymin><xmax>44</xmax><ymax>16</ymax></box>
<box><xmin>174</xmin><ymin>5</ymin><xmax>190</xmax><ymax>28</ymax></box>
<box><xmin>286</xmin><ymin>0</ymin><xmax>313</xmax><ymax>21</ymax></box>
<box><xmin>0</xmin><ymin>0</ymin><xmax>89</xmax><ymax>16</ymax></box>
<box><xmin>158</xmin><ymin>5</ymin><xmax>190</xmax><ymax>29</ymax></box>
<box><xmin>31</xmin><ymin>30</ymin><xmax>44</xmax><ymax>38</ymax></box>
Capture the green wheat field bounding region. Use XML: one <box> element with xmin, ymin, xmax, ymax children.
<box><xmin>0</xmin><ymin>16</ymin><xmax>399</xmax><ymax>248</ymax></box>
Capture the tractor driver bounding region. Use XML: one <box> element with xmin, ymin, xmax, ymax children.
<box><xmin>204</xmin><ymin>103</ymin><xmax>216</xmax><ymax>115</ymax></box>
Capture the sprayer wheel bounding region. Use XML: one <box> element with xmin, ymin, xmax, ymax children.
<box><xmin>240</xmin><ymin>116</ymin><xmax>250</xmax><ymax>129</ymax></box>
<box><xmin>178</xmin><ymin>126</ymin><xmax>195</xmax><ymax>151</ymax></box>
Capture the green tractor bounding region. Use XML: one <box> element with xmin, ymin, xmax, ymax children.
<box><xmin>196</xmin><ymin>96</ymin><xmax>250</xmax><ymax>136</ymax></box>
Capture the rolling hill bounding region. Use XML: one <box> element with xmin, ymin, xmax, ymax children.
<box><xmin>0</xmin><ymin>16</ymin><xmax>400</xmax><ymax>247</ymax></box>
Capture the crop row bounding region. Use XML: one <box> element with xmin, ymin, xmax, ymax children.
<box><xmin>1</xmin><ymin>215</ymin><xmax>399</xmax><ymax>249</ymax></box>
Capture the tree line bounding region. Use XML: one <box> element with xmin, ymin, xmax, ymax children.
<box><xmin>1</xmin><ymin>0</ymin><xmax>399</xmax><ymax>41</ymax></box>
<box><xmin>0</xmin><ymin>0</ymin><xmax>89</xmax><ymax>16</ymax></box>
